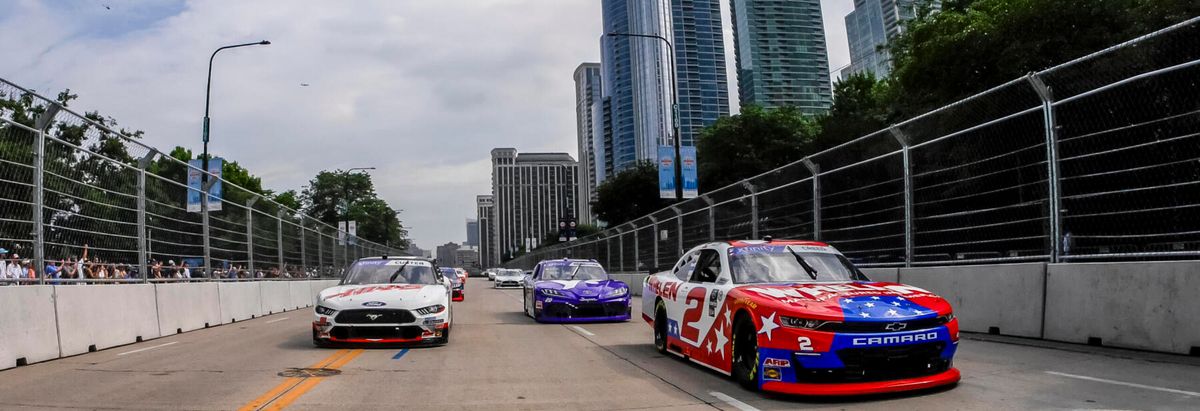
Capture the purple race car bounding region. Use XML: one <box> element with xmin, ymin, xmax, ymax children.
<box><xmin>522</xmin><ymin>259</ymin><xmax>631</xmax><ymax>323</ymax></box>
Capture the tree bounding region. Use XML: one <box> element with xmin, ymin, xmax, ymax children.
<box><xmin>299</xmin><ymin>170</ymin><xmax>410</xmax><ymax>248</ymax></box>
<box><xmin>696</xmin><ymin>105</ymin><xmax>821</xmax><ymax>190</ymax></box>
<box><xmin>815</xmin><ymin>72</ymin><xmax>893</xmax><ymax>150</ymax></box>
<box><xmin>592</xmin><ymin>161</ymin><xmax>675</xmax><ymax>226</ymax></box>
<box><xmin>272</xmin><ymin>190</ymin><xmax>302</xmax><ymax>211</ymax></box>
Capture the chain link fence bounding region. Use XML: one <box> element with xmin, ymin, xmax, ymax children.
<box><xmin>0</xmin><ymin>79</ymin><xmax>401</xmax><ymax>284</ymax></box>
<box><xmin>506</xmin><ymin>17</ymin><xmax>1200</xmax><ymax>271</ymax></box>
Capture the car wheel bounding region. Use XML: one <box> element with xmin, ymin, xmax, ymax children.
<box><xmin>654</xmin><ymin>299</ymin><xmax>668</xmax><ymax>354</ymax></box>
<box><xmin>440</xmin><ymin>324</ymin><xmax>452</xmax><ymax>345</ymax></box>
<box><xmin>731</xmin><ymin>315</ymin><xmax>760</xmax><ymax>391</ymax></box>
<box><xmin>523</xmin><ymin>289</ymin><xmax>532</xmax><ymax>318</ymax></box>
<box><xmin>312</xmin><ymin>329</ymin><xmax>329</xmax><ymax>348</ymax></box>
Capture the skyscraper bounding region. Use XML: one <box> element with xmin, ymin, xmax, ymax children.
<box><xmin>476</xmin><ymin>195</ymin><xmax>495</xmax><ymax>267</ymax></box>
<box><xmin>574</xmin><ymin>62</ymin><xmax>602</xmax><ymax>225</ymax></box>
<box><xmin>845</xmin><ymin>0</ymin><xmax>927</xmax><ymax>78</ymax></box>
<box><xmin>465</xmin><ymin>218</ymin><xmax>479</xmax><ymax>247</ymax></box>
<box><xmin>731</xmin><ymin>0</ymin><xmax>833</xmax><ymax>113</ymax></box>
<box><xmin>488</xmin><ymin>148</ymin><xmax>581</xmax><ymax>265</ymax></box>
<box><xmin>671</xmin><ymin>0</ymin><xmax>730</xmax><ymax>147</ymax></box>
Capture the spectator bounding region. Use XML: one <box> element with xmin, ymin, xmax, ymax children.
<box><xmin>61</xmin><ymin>257</ymin><xmax>78</xmax><ymax>281</ymax></box>
<box><xmin>165</xmin><ymin>260</ymin><xmax>177</xmax><ymax>278</ymax></box>
<box><xmin>22</xmin><ymin>259</ymin><xmax>35</xmax><ymax>279</ymax></box>
<box><xmin>9</xmin><ymin>254</ymin><xmax>26</xmax><ymax>280</ymax></box>
<box><xmin>46</xmin><ymin>261</ymin><xmax>59</xmax><ymax>279</ymax></box>
<box><xmin>151</xmin><ymin>260</ymin><xmax>163</xmax><ymax>279</ymax></box>
<box><xmin>0</xmin><ymin>248</ymin><xmax>9</xmax><ymax>283</ymax></box>
<box><xmin>180</xmin><ymin>261</ymin><xmax>191</xmax><ymax>279</ymax></box>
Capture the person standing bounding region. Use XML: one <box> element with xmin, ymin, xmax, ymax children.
<box><xmin>8</xmin><ymin>254</ymin><xmax>25</xmax><ymax>280</ymax></box>
<box><xmin>180</xmin><ymin>261</ymin><xmax>191</xmax><ymax>279</ymax></box>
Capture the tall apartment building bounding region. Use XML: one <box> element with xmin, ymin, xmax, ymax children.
<box><xmin>488</xmin><ymin>148</ymin><xmax>581</xmax><ymax>265</ymax></box>
<box><xmin>671</xmin><ymin>0</ymin><xmax>730</xmax><ymax>147</ymax></box>
<box><xmin>574</xmin><ymin>62</ymin><xmax>602</xmax><ymax>225</ymax></box>
<box><xmin>845</xmin><ymin>0</ymin><xmax>927</xmax><ymax>78</ymax></box>
<box><xmin>731</xmin><ymin>0</ymin><xmax>833</xmax><ymax>113</ymax></box>
<box><xmin>476</xmin><ymin>195</ymin><xmax>495</xmax><ymax>268</ymax></box>
<box><xmin>465</xmin><ymin>218</ymin><xmax>479</xmax><ymax>247</ymax></box>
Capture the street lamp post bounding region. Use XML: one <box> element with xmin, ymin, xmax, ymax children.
<box><xmin>201</xmin><ymin>40</ymin><xmax>271</xmax><ymax>188</ymax></box>
<box><xmin>606</xmin><ymin>32</ymin><xmax>683</xmax><ymax>200</ymax></box>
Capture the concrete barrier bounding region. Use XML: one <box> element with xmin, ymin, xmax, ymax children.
<box><xmin>155</xmin><ymin>282</ymin><xmax>221</xmax><ymax>336</ymax></box>
<box><xmin>259</xmin><ymin>281</ymin><xmax>292</xmax><ymax>314</ymax></box>
<box><xmin>55</xmin><ymin>284</ymin><xmax>160</xmax><ymax>357</ymax></box>
<box><xmin>610</xmin><ymin>273</ymin><xmax>649</xmax><ymax>296</ymax></box>
<box><xmin>0</xmin><ymin>286</ymin><xmax>59</xmax><ymax>370</ymax></box>
<box><xmin>1045</xmin><ymin>261</ymin><xmax>1200</xmax><ymax>355</ymax></box>
<box><xmin>289</xmin><ymin>281</ymin><xmax>313</xmax><ymax>310</ymax></box>
<box><xmin>898</xmin><ymin>263</ymin><xmax>1046</xmax><ymax>338</ymax></box>
<box><xmin>218</xmin><ymin>282</ymin><xmax>263</xmax><ymax>323</ymax></box>
<box><xmin>861</xmin><ymin>267</ymin><xmax>899</xmax><ymax>283</ymax></box>
<box><xmin>310</xmin><ymin>280</ymin><xmax>338</xmax><ymax>300</ymax></box>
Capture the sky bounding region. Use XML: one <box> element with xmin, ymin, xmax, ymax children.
<box><xmin>0</xmin><ymin>0</ymin><xmax>854</xmax><ymax>251</ymax></box>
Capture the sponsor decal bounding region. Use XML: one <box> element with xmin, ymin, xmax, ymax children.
<box><xmin>734</xmin><ymin>296</ymin><xmax>758</xmax><ymax>309</ymax></box>
<box><xmin>745</xmin><ymin>283</ymin><xmax>934</xmax><ymax>302</ymax></box>
<box><xmin>763</xmin><ymin>368</ymin><xmax>782</xmax><ymax>381</ymax></box>
<box><xmin>763</xmin><ymin>358</ymin><xmax>791</xmax><ymax>368</ymax></box>
<box><xmin>666</xmin><ymin>319</ymin><xmax>680</xmax><ymax>338</ymax></box>
<box><xmin>535</xmin><ymin>301</ymin><xmax>544</xmax><ymax>310</ymax></box>
<box><xmin>362</xmin><ymin>301</ymin><xmax>387</xmax><ymax>307</ymax></box>
<box><xmin>885</xmin><ymin>322</ymin><xmax>907</xmax><ymax>331</ymax></box>
<box><xmin>424</xmin><ymin>318</ymin><xmax>445</xmax><ymax>326</ymax></box>
<box><xmin>851</xmin><ymin>331</ymin><xmax>939</xmax><ymax>346</ymax></box>
<box><xmin>708</xmin><ymin>289</ymin><xmax>722</xmax><ymax>317</ymax></box>
<box><xmin>327</xmin><ymin>284</ymin><xmax>423</xmax><ymax>299</ymax></box>
<box><xmin>731</xmin><ymin>245</ymin><xmax>834</xmax><ymax>255</ymax></box>
<box><xmin>580</xmin><ymin>297</ymin><xmax>597</xmax><ymax>302</ymax></box>
<box><xmin>654</xmin><ymin>280</ymin><xmax>682</xmax><ymax>301</ymax></box>
<box><xmin>365</xmin><ymin>313</ymin><xmax>383</xmax><ymax>321</ymax></box>
<box><xmin>544</xmin><ymin>297</ymin><xmax>553</xmax><ymax>303</ymax></box>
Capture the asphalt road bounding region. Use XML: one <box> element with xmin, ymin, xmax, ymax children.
<box><xmin>2</xmin><ymin>279</ymin><xmax>1199</xmax><ymax>410</ymax></box>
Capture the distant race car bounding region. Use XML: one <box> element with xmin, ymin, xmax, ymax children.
<box><xmin>454</xmin><ymin>267</ymin><xmax>469</xmax><ymax>283</ymax></box>
<box><xmin>441</xmin><ymin>267</ymin><xmax>465</xmax><ymax>301</ymax></box>
<box><xmin>522</xmin><ymin>259</ymin><xmax>630</xmax><ymax>323</ymax></box>
<box><xmin>642</xmin><ymin>239</ymin><xmax>960</xmax><ymax>396</ymax></box>
<box><xmin>312</xmin><ymin>256</ymin><xmax>452</xmax><ymax>346</ymax></box>
<box><xmin>493</xmin><ymin>269</ymin><xmax>524</xmax><ymax>289</ymax></box>
<box><xmin>486</xmin><ymin>270</ymin><xmax>497</xmax><ymax>281</ymax></box>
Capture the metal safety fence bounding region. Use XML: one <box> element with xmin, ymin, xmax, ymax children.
<box><xmin>0</xmin><ymin>79</ymin><xmax>401</xmax><ymax>284</ymax></box>
<box><xmin>506</xmin><ymin>17</ymin><xmax>1200</xmax><ymax>271</ymax></box>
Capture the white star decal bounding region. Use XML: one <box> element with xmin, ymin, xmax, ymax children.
<box><xmin>887</xmin><ymin>309</ymin><xmax>899</xmax><ymax>317</ymax></box>
<box><xmin>860</xmin><ymin>312</ymin><xmax>871</xmax><ymax>318</ymax></box>
<box><xmin>913</xmin><ymin>310</ymin><xmax>926</xmax><ymax>316</ymax></box>
<box><xmin>758</xmin><ymin>312</ymin><xmax>780</xmax><ymax>340</ymax></box>
<box><xmin>714</xmin><ymin>324</ymin><xmax>728</xmax><ymax>358</ymax></box>
<box><xmin>896</xmin><ymin>296</ymin><xmax>906</xmax><ymax>301</ymax></box>
<box><xmin>722</xmin><ymin>309</ymin><xmax>731</xmax><ymax>327</ymax></box>
<box><xmin>892</xmin><ymin>301</ymin><xmax>901</xmax><ymax>306</ymax></box>
<box><xmin>707</xmin><ymin>340</ymin><xmax>715</xmax><ymax>353</ymax></box>
<box><xmin>871</xmin><ymin>296</ymin><xmax>881</xmax><ymax>300</ymax></box>
<box><xmin>864</xmin><ymin>302</ymin><xmax>875</xmax><ymax>308</ymax></box>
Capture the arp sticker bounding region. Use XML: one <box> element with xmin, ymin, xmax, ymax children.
<box><xmin>763</xmin><ymin>358</ymin><xmax>791</xmax><ymax>368</ymax></box>
<box><xmin>763</xmin><ymin>367</ymin><xmax>782</xmax><ymax>381</ymax></box>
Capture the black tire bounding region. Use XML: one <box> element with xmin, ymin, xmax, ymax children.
<box><xmin>524</xmin><ymin>289</ymin><xmax>532</xmax><ymax>318</ymax></box>
<box><xmin>731</xmin><ymin>316</ymin><xmax>760</xmax><ymax>391</ymax></box>
<box><xmin>653</xmin><ymin>299</ymin><xmax>668</xmax><ymax>354</ymax></box>
<box><xmin>312</xmin><ymin>329</ymin><xmax>329</xmax><ymax>348</ymax></box>
<box><xmin>439</xmin><ymin>323</ymin><xmax>452</xmax><ymax>345</ymax></box>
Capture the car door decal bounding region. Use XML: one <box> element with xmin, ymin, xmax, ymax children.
<box><xmin>680</xmin><ymin>286</ymin><xmax>707</xmax><ymax>343</ymax></box>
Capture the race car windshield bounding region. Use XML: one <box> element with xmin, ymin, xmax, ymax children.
<box><xmin>729</xmin><ymin>247</ymin><xmax>865</xmax><ymax>284</ymax></box>
<box><xmin>439</xmin><ymin>269</ymin><xmax>461</xmax><ymax>284</ymax></box>
<box><xmin>343</xmin><ymin>261</ymin><xmax>439</xmax><ymax>285</ymax></box>
<box><xmin>541</xmin><ymin>263</ymin><xmax>608</xmax><ymax>281</ymax></box>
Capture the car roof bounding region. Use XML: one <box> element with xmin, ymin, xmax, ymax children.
<box><xmin>726</xmin><ymin>239</ymin><xmax>829</xmax><ymax>248</ymax></box>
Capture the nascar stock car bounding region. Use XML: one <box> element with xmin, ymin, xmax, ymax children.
<box><xmin>486</xmin><ymin>269</ymin><xmax>497</xmax><ymax>281</ymax></box>
<box><xmin>312</xmin><ymin>256</ymin><xmax>452</xmax><ymax>346</ymax></box>
<box><xmin>440</xmin><ymin>267</ymin><xmax>466</xmax><ymax>301</ymax></box>
<box><xmin>522</xmin><ymin>259</ymin><xmax>631</xmax><ymax>323</ymax></box>
<box><xmin>643</xmin><ymin>239</ymin><xmax>960</xmax><ymax>396</ymax></box>
<box><xmin>493</xmin><ymin>268</ymin><xmax>525</xmax><ymax>288</ymax></box>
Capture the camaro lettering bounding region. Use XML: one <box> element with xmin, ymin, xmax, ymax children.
<box><xmin>852</xmin><ymin>331</ymin><xmax>939</xmax><ymax>346</ymax></box>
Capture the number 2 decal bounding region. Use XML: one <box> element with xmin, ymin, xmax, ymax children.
<box><xmin>680</xmin><ymin>287</ymin><xmax>707</xmax><ymax>343</ymax></box>
<box><xmin>797</xmin><ymin>337</ymin><xmax>813</xmax><ymax>351</ymax></box>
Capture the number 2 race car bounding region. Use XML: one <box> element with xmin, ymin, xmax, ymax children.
<box><xmin>522</xmin><ymin>259</ymin><xmax>631</xmax><ymax>323</ymax></box>
<box><xmin>440</xmin><ymin>267</ymin><xmax>465</xmax><ymax>301</ymax></box>
<box><xmin>643</xmin><ymin>239</ymin><xmax>960</xmax><ymax>396</ymax></box>
<box><xmin>312</xmin><ymin>257</ymin><xmax>452</xmax><ymax>346</ymax></box>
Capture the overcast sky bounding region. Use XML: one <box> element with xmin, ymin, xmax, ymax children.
<box><xmin>1</xmin><ymin>0</ymin><xmax>854</xmax><ymax>251</ymax></box>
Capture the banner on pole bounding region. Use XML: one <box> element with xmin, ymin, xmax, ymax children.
<box><xmin>658</xmin><ymin>145</ymin><xmax>677</xmax><ymax>199</ymax></box>
<box><xmin>338</xmin><ymin>221</ymin><xmax>347</xmax><ymax>246</ymax></box>
<box><xmin>187</xmin><ymin>158</ymin><xmax>223</xmax><ymax>212</ymax></box>
<box><xmin>681</xmin><ymin>146</ymin><xmax>698</xmax><ymax>199</ymax></box>
<box><xmin>348</xmin><ymin>221</ymin><xmax>358</xmax><ymax>245</ymax></box>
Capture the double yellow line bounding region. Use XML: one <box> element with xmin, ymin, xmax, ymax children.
<box><xmin>238</xmin><ymin>349</ymin><xmax>364</xmax><ymax>411</ymax></box>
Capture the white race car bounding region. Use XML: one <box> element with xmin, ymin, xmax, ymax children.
<box><xmin>486</xmin><ymin>270</ymin><xmax>497</xmax><ymax>281</ymax></box>
<box><xmin>312</xmin><ymin>257</ymin><xmax>452</xmax><ymax>346</ymax></box>
<box><xmin>493</xmin><ymin>269</ymin><xmax>525</xmax><ymax>288</ymax></box>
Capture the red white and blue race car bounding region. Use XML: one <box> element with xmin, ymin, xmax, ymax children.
<box><xmin>643</xmin><ymin>239</ymin><xmax>960</xmax><ymax>396</ymax></box>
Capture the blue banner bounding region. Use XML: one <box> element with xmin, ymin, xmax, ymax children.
<box><xmin>657</xmin><ymin>146</ymin><xmax>676</xmax><ymax>199</ymax></box>
<box><xmin>187</xmin><ymin>158</ymin><xmax>223</xmax><ymax>212</ymax></box>
<box><xmin>681</xmin><ymin>146</ymin><xmax>698</xmax><ymax>198</ymax></box>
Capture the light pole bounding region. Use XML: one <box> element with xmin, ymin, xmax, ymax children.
<box><xmin>606</xmin><ymin>31</ymin><xmax>683</xmax><ymax>200</ymax></box>
<box><xmin>201</xmin><ymin>40</ymin><xmax>270</xmax><ymax>187</ymax></box>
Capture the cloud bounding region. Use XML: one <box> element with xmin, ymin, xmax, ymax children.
<box><xmin>1</xmin><ymin>0</ymin><xmax>851</xmax><ymax>250</ymax></box>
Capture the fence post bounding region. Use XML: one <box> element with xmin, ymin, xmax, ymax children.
<box><xmin>649</xmin><ymin>218</ymin><xmax>659</xmax><ymax>271</ymax></box>
<box><xmin>276</xmin><ymin>210</ymin><xmax>285</xmax><ymax>274</ymax></box>
<box><xmin>31</xmin><ymin>104</ymin><xmax>58</xmax><ymax>283</ymax></box>
<box><xmin>317</xmin><ymin>228</ymin><xmax>325</xmax><ymax>277</ymax></box>
<box><xmin>618</xmin><ymin>233</ymin><xmax>624</xmax><ymax>272</ymax></box>
<box><xmin>889</xmin><ymin>126</ymin><xmax>914</xmax><ymax>267</ymax></box>
<box><xmin>201</xmin><ymin>179</ymin><xmax>214</xmax><ymax>278</ymax></box>
<box><xmin>299</xmin><ymin>216</ymin><xmax>307</xmax><ymax>277</ymax></box>
<box><xmin>605</xmin><ymin>236</ymin><xmax>612</xmax><ymax>269</ymax></box>
<box><xmin>136</xmin><ymin>152</ymin><xmax>155</xmax><ymax>282</ymax></box>
<box><xmin>1028</xmin><ymin>73</ymin><xmax>1062</xmax><ymax>263</ymax></box>
<box><xmin>802</xmin><ymin>158</ymin><xmax>821</xmax><ymax>241</ymax></box>
<box><xmin>702</xmin><ymin>196</ymin><xmax>715</xmax><ymax>242</ymax></box>
<box><xmin>631</xmin><ymin>224</ymin><xmax>639</xmax><ymax>272</ymax></box>
<box><xmin>743</xmin><ymin>181</ymin><xmax>759</xmax><ymax>239</ymax></box>
<box><xmin>246</xmin><ymin>197</ymin><xmax>258</xmax><ymax>277</ymax></box>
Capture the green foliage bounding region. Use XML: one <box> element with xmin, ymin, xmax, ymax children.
<box><xmin>696</xmin><ymin>105</ymin><xmax>821</xmax><ymax>189</ymax></box>
<box><xmin>272</xmin><ymin>190</ymin><xmax>302</xmax><ymax>211</ymax></box>
<box><xmin>815</xmin><ymin>73</ymin><xmax>893</xmax><ymax>150</ymax></box>
<box><xmin>299</xmin><ymin>170</ymin><xmax>409</xmax><ymax>248</ymax></box>
<box><xmin>592</xmin><ymin>161</ymin><xmax>675</xmax><ymax>226</ymax></box>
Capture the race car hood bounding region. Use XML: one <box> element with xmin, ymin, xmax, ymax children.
<box><xmin>732</xmin><ymin>281</ymin><xmax>952</xmax><ymax>322</ymax></box>
<box><xmin>535</xmin><ymin>279</ymin><xmax>628</xmax><ymax>299</ymax></box>
<box><xmin>317</xmin><ymin>284</ymin><xmax>446</xmax><ymax>309</ymax></box>
<box><xmin>495</xmin><ymin>274</ymin><xmax>524</xmax><ymax>282</ymax></box>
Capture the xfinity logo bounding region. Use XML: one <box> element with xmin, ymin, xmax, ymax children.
<box><xmin>365</xmin><ymin>314</ymin><xmax>383</xmax><ymax>321</ymax></box>
<box><xmin>884</xmin><ymin>322</ymin><xmax>907</xmax><ymax>331</ymax></box>
<box><xmin>852</xmin><ymin>331</ymin><xmax>938</xmax><ymax>346</ymax></box>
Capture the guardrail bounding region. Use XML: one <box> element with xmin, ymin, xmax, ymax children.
<box><xmin>0</xmin><ymin>79</ymin><xmax>403</xmax><ymax>284</ymax></box>
<box><xmin>505</xmin><ymin>16</ymin><xmax>1200</xmax><ymax>272</ymax></box>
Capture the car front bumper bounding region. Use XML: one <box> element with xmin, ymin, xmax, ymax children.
<box><xmin>534</xmin><ymin>298</ymin><xmax>631</xmax><ymax>323</ymax></box>
<box><xmin>313</xmin><ymin>309</ymin><xmax>449</xmax><ymax>344</ymax></box>
<box><xmin>761</xmin><ymin>368</ymin><xmax>960</xmax><ymax>396</ymax></box>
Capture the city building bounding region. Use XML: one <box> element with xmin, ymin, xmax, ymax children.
<box><xmin>455</xmin><ymin>247</ymin><xmax>481</xmax><ymax>271</ymax></box>
<box><xmin>845</xmin><ymin>0</ymin><xmax>927</xmax><ymax>78</ymax></box>
<box><xmin>574</xmin><ymin>62</ymin><xmax>602</xmax><ymax>225</ymax></box>
<box><xmin>599</xmin><ymin>0</ymin><xmax>674</xmax><ymax>176</ymax></box>
<box><xmin>405</xmin><ymin>242</ymin><xmax>429</xmax><ymax>258</ymax></box>
<box><xmin>476</xmin><ymin>195</ymin><xmax>496</xmax><ymax>267</ymax></box>
<box><xmin>465</xmin><ymin>218</ymin><xmax>479</xmax><ymax>247</ymax></box>
<box><xmin>731</xmin><ymin>0</ymin><xmax>833</xmax><ymax>113</ymax></box>
<box><xmin>435</xmin><ymin>242</ymin><xmax>460</xmax><ymax>267</ymax></box>
<box><xmin>488</xmin><ymin>148</ymin><xmax>581</xmax><ymax>265</ymax></box>
<box><xmin>670</xmin><ymin>0</ymin><xmax>730</xmax><ymax>147</ymax></box>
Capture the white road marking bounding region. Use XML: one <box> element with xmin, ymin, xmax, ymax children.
<box><xmin>116</xmin><ymin>341</ymin><xmax>178</xmax><ymax>356</ymax></box>
<box><xmin>571</xmin><ymin>325</ymin><xmax>595</xmax><ymax>336</ymax></box>
<box><xmin>1046</xmin><ymin>371</ymin><xmax>1200</xmax><ymax>397</ymax></box>
<box><xmin>265</xmin><ymin>317</ymin><xmax>290</xmax><ymax>324</ymax></box>
<box><xmin>709</xmin><ymin>391</ymin><xmax>759</xmax><ymax>411</ymax></box>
